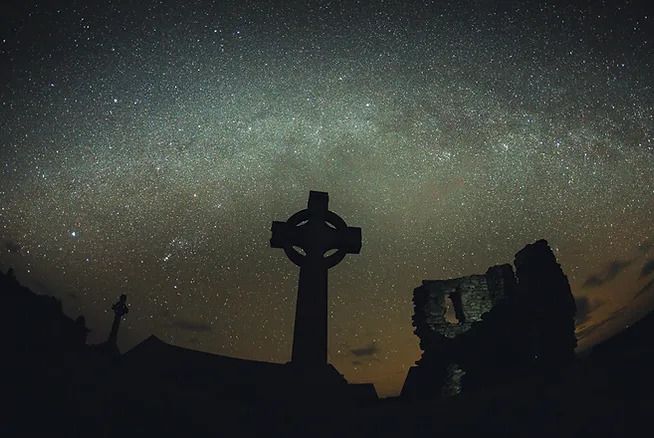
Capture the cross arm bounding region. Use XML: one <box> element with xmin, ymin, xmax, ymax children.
<box><xmin>270</xmin><ymin>220</ymin><xmax>301</xmax><ymax>248</ymax></box>
<box><xmin>331</xmin><ymin>226</ymin><xmax>362</xmax><ymax>254</ymax></box>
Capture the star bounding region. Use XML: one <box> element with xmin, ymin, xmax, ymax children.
<box><xmin>0</xmin><ymin>0</ymin><xmax>651</xmax><ymax>398</ymax></box>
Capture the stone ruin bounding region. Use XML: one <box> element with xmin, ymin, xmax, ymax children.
<box><xmin>402</xmin><ymin>240</ymin><xmax>577</xmax><ymax>399</ymax></box>
<box><xmin>414</xmin><ymin>265</ymin><xmax>516</xmax><ymax>338</ymax></box>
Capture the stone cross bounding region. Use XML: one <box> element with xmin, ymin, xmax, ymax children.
<box><xmin>108</xmin><ymin>294</ymin><xmax>129</xmax><ymax>345</ymax></box>
<box><xmin>271</xmin><ymin>191</ymin><xmax>361</xmax><ymax>366</ymax></box>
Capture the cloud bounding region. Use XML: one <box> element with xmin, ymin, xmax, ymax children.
<box><xmin>576</xmin><ymin>306</ymin><xmax>627</xmax><ymax>340</ymax></box>
<box><xmin>577</xmin><ymin>320</ymin><xmax>610</xmax><ymax>340</ymax></box>
<box><xmin>634</xmin><ymin>278</ymin><xmax>654</xmax><ymax>300</ymax></box>
<box><xmin>3</xmin><ymin>239</ymin><xmax>22</xmax><ymax>254</ymax></box>
<box><xmin>350</xmin><ymin>341</ymin><xmax>379</xmax><ymax>357</ymax></box>
<box><xmin>583</xmin><ymin>259</ymin><xmax>633</xmax><ymax>288</ymax></box>
<box><xmin>169</xmin><ymin>319</ymin><xmax>212</xmax><ymax>333</ymax></box>
<box><xmin>575</xmin><ymin>296</ymin><xmax>601</xmax><ymax>325</ymax></box>
<box><xmin>640</xmin><ymin>259</ymin><xmax>654</xmax><ymax>278</ymax></box>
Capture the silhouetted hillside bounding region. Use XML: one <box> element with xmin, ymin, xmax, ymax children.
<box><xmin>0</xmin><ymin>268</ymin><xmax>376</xmax><ymax>437</ymax></box>
<box><xmin>0</xmin><ymin>268</ymin><xmax>89</xmax><ymax>355</ymax></box>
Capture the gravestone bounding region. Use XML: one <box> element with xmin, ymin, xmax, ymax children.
<box><xmin>108</xmin><ymin>294</ymin><xmax>129</xmax><ymax>346</ymax></box>
<box><xmin>271</xmin><ymin>191</ymin><xmax>361</xmax><ymax>368</ymax></box>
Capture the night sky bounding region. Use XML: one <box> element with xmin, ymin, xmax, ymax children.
<box><xmin>1</xmin><ymin>0</ymin><xmax>652</xmax><ymax>397</ymax></box>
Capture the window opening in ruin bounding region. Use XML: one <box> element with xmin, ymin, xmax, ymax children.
<box><xmin>444</xmin><ymin>290</ymin><xmax>466</xmax><ymax>324</ymax></box>
<box><xmin>444</xmin><ymin>296</ymin><xmax>459</xmax><ymax>324</ymax></box>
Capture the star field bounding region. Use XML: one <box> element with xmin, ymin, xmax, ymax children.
<box><xmin>1</xmin><ymin>0</ymin><xmax>653</xmax><ymax>396</ymax></box>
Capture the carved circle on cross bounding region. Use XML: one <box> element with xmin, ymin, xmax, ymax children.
<box><xmin>278</xmin><ymin>208</ymin><xmax>350</xmax><ymax>269</ymax></box>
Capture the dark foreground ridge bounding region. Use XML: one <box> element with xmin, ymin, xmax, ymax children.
<box><xmin>0</xmin><ymin>267</ymin><xmax>376</xmax><ymax>437</ymax></box>
<box><xmin>2</xmin><ymin>231</ymin><xmax>654</xmax><ymax>435</ymax></box>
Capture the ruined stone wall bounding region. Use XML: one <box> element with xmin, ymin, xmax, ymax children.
<box><xmin>414</xmin><ymin>265</ymin><xmax>515</xmax><ymax>340</ymax></box>
<box><xmin>404</xmin><ymin>265</ymin><xmax>516</xmax><ymax>399</ymax></box>
<box><xmin>514</xmin><ymin>239</ymin><xmax>577</xmax><ymax>363</ymax></box>
<box><xmin>403</xmin><ymin>240</ymin><xmax>576</xmax><ymax>400</ymax></box>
